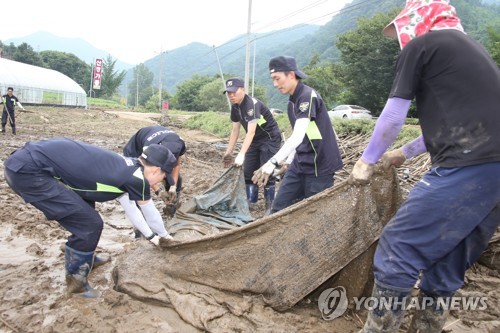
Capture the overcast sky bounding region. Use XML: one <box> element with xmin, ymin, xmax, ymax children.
<box><xmin>2</xmin><ymin>0</ymin><xmax>353</xmax><ymax>64</ymax></box>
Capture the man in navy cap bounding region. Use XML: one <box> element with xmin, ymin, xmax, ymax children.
<box><xmin>4</xmin><ymin>138</ymin><xmax>176</xmax><ymax>298</ymax></box>
<box><xmin>253</xmin><ymin>56</ymin><xmax>343</xmax><ymax>214</ymax></box>
<box><xmin>123</xmin><ymin>125</ymin><xmax>186</xmax><ymax>225</ymax></box>
<box><xmin>222</xmin><ymin>77</ymin><xmax>282</xmax><ymax>215</ymax></box>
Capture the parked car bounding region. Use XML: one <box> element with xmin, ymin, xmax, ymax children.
<box><xmin>328</xmin><ymin>105</ymin><xmax>373</xmax><ymax>120</ymax></box>
<box><xmin>270</xmin><ymin>108</ymin><xmax>284</xmax><ymax>117</ymax></box>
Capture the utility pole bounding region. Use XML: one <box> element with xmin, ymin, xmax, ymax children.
<box><xmin>136</xmin><ymin>69</ymin><xmax>139</xmax><ymax>107</ymax></box>
<box><xmin>213</xmin><ymin>46</ymin><xmax>231</xmax><ymax>110</ymax></box>
<box><xmin>244</xmin><ymin>0</ymin><xmax>252</xmax><ymax>91</ymax></box>
<box><xmin>251</xmin><ymin>35</ymin><xmax>257</xmax><ymax>97</ymax></box>
<box><xmin>159</xmin><ymin>49</ymin><xmax>165</xmax><ymax>112</ymax></box>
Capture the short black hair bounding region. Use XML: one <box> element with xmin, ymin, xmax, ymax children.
<box><xmin>7</xmin><ymin>87</ymin><xmax>13</xmax><ymax>91</ymax></box>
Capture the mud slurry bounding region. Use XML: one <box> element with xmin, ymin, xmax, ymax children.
<box><xmin>0</xmin><ymin>107</ymin><xmax>498</xmax><ymax>333</ymax></box>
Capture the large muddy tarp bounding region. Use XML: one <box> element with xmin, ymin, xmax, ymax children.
<box><xmin>167</xmin><ymin>167</ymin><xmax>254</xmax><ymax>238</ymax></box>
<box><xmin>113</xmin><ymin>167</ymin><xmax>402</xmax><ymax>331</ymax></box>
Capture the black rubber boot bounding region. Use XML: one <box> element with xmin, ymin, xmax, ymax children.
<box><xmin>60</xmin><ymin>243</ymin><xmax>110</xmax><ymax>268</ymax></box>
<box><xmin>11</xmin><ymin>126</ymin><xmax>16</xmax><ymax>135</ymax></box>
<box><xmin>407</xmin><ymin>291</ymin><xmax>449</xmax><ymax>333</ymax></box>
<box><xmin>1</xmin><ymin>125</ymin><xmax>5</xmax><ymax>134</ymax></box>
<box><xmin>133</xmin><ymin>228</ymin><xmax>144</xmax><ymax>239</ymax></box>
<box><xmin>245</xmin><ymin>184</ymin><xmax>258</xmax><ymax>208</ymax></box>
<box><xmin>264</xmin><ymin>185</ymin><xmax>275</xmax><ymax>216</ymax></box>
<box><xmin>360</xmin><ymin>282</ymin><xmax>411</xmax><ymax>333</ymax></box>
<box><xmin>65</xmin><ymin>245</ymin><xmax>99</xmax><ymax>298</ymax></box>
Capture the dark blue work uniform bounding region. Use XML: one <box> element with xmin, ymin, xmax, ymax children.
<box><xmin>4</xmin><ymin>138</ymin><xmax>152</xmax><ymax>252</ymax></box>
<box><xmin>271</xmin><ymin>82</ymin><xmax>343</xmax><ymax>213</ymax></box>
<box><xmin>123</xmin><ymin>125</ymin><xmax>186</xmax><ymax>192</ymax></box>
<box><xmin>230</xmin><ymin>95</ymin><xmax>282</xmax><ymax>184</ymax></box>
<box><xmin>2</xmin><ymin>93</ymin><xmax>21</xmax><ymax>133</ymax></box>
<box><xmin>376</xmin><ymin>30</ymin><xmax>500</xmax><ymax>296</ymax></box>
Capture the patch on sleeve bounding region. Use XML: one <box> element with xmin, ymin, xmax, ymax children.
<box><xmin>121</xmin><ymin>156</ymin><xmax>136</xmax><ymax>166</ymax></box>
<box><xmin>299</xmin><ymin>102</ymin><xmax>310</xmax><ymax>112</ymax></box>
<box><xmin>247</xmin><ymin>108</ymin><xmax>255</xmax><ymax>117</ymax></box>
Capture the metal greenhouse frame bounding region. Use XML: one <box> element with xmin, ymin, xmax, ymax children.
<box><xmin>0</xmin><ymin>58</ymin><xmax>87</xmax><ymax>107</ymax></box>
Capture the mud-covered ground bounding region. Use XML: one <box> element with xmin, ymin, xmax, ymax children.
<box><xmin>0</xmin><ymin>107</ymin><xmax>498</xmax><ymax>333</ymax></box>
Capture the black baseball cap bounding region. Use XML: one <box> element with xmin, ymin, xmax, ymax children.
<box><xmin>223</xmin><ymin>77</ymin><xmax>244</xmax><ymax>94</ymax></box>
<box><xmin>141</xmin><ymin>144</ymin><xmax>176</xmax><ymax>185</ymax></box>
<box><xmin>268</xmin><ymin>56</ymin><xmax>308</xmax><ymax>79</ymax></box>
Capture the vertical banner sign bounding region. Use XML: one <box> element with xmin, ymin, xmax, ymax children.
<box><xmin>162</xmin><ymin>99</ymin><xmax>169</xmax><ymax>110</ymax></box>
<box><xmin>93</xmin><ymin>58</ymin><xmax>103</xmax><ymax>90</ymax></box>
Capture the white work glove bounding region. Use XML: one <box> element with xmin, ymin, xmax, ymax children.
<box><xmin>149</xmin><ymin>235</ymin><xmax>160</xmax><ymax>246</ymax></box>
<box><xmin>273</xmin><ymin>163</ymin><xmax>288</xmax><ymax>177</ymax></box>
<box><xmin>380</xmin><ymin>149</ymin><xmax>406</xmax><ymax>170</ymax></box>
<box><xmin>149</xmin><ymin>234</ymin><xmax>174</xmax><ymax>247</ymax></box>
<box><xmin>348</xmin><ymin>158</ymin><xmax>375</xmax><ymax>185</ymax></box>
<box><xmin>165</xmin><ymin>185</ymin><xmax>177</xmax><ymax>202</ymax></box>
<box><xmin>234</xmin><ymin>153</ymin><xmax>245</xmax><ymax>167</ymax></box>
<box><xmin>252</xmin><ymin>161</ymin><xmax>277</xmax><ymax>186</ymax></box>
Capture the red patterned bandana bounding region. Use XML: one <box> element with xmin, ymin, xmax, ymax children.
<box><xmin>383</xmin><ymin>0</ymin><xmax>465</xmax><ymax>49</ymax></box>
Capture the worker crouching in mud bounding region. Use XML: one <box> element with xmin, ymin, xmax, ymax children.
<box><xmin>4</xmin><ymin>138</ymin><xmax>176</xmax><ymax>298</ymax></box>
<box><xmin>349</xmin><ymin>1</ymin><xmax>500</xmax><ymax>332</ymax></box>
<box><xmin>122</xmin><ymin>125</ymin><xmax>187</xmax><ymax>236</ymax></box>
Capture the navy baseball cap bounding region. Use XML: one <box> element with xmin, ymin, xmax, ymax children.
<box><xmin>141</xmin><ymin>144</ymin><xmax>177</xmax><ymax>185</ymax></box>
<box><xmin>223</xmin><ymin>77</ymin><xmax>244</xmax><ymax>94</ymax></box>
<box><xmin>268</xmin><ymin>56</ymin><xmax>308</xmax><ymax>79</ymax></box>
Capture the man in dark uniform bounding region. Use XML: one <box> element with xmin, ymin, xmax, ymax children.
<box><xmin>253</xmin><ymin>56</ymin><xmax>343</xmax><ymax>214</ymax></box>
<box><xmin>222</xmin><ymin>77</ymin><xmax>282</xmax><ymax>214</ymax></box>
<box><xmin>123</xmin><ymin>125</ymin><xmax>186</xmax><ymax>201</ymax></box>
<box><xmin>1</xmin><ymin>87</ymin><xmax>26</xmax><ymax>135</ymax></box>
<box><xmin>121</xmin><ymin>125</ymin><xmax>186</xmax><ymax>235</ymax></box>
<box><xmin>349</xmin><ymin>1</ymin><xmax>500</xmax><ymax>332</ymax></box>
<box><xmin>4</xmin><ymin>138</ymin><xmax>177</xmax><ymax>298</ymax></box>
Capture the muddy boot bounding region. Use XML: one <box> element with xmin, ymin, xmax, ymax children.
<box><xmin>360</xmin><ymin>282</ymin><xmax>411</xmax><ymax>333</ymax></box>
<box><xmin>93</xmin><ymin>254</ymin><xmax>111</xmax><ymax>268</ymax></box>
<box><xmin>133</xmin><ymin>228</ymin><xmax>143</xmax><ymax>239</ymax></box>
<box><xmin>65</xmin><ymin>245</ymin><xmax>99</xmax><ymax>298</ymax></box>
<box><xmin>246</xmin><ymin>184</ymin><xmax>258</xmax><ymax>209</ymax></box>
<box><xmin>60</xmin><ymin>243</ymin><xmax>110</xmax><ymax>268</ymax></box>
<box><xmin>11</xmin><ymin>125</ymin><xmax>16</xmax><ymax>135</ymax></box>
<box><xmin>407</xmin><ymin>291</ymin><xmax>449</xmax><ymax>333</ymax></box>
<box><xmin>1</xmin><ymin>125</ymin><xmax>5</xmax><ymax>134</ymax></box>
<box><xmin>264</xmin><ymin>185</ymin><xmax>275</xmax><ymax>216</ymax></box>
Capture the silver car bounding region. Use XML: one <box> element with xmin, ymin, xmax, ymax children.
<box><xmin>328</xmin><ymin>105</ymin><xmax>373</xmax><ymax>120</ymax></box>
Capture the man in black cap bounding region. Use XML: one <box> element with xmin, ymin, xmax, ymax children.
<box><xmin>123</xmin><ymin>125</ymin><xmax>186</xmax><ymax>223</ymax></box>
<box><xmin>1</xmin><ymin>87</ymin><xmax>26</xmax><ymax>135</ymax></box>
<box><xmin>252</xmin><ymin>56</ymin><xmax>343</xmax><ymax>214</ymax></box>
<box><xmin>4</xmin><ymin>138</ymin><xmax>176</xmax><ymax>298</ymax></box>
<box><xmin>222</xmin><ymin>77</ymin><xmax>282</xmax><ymax>214</ymax></box>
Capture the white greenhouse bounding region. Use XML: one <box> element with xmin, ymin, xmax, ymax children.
<box><xmin>0</xmin><ymin>58</ymin><xmax>87</xmax><ymax>107</ymax></box>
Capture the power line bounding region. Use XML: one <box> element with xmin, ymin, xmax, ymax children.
<box><xmin>186</xmin><ymin>0</ymin><xmax>384</xmax><ymax>74</ymax></box>
<box><xmin>252</xmin><ymin>0</ymin><xmax>327</xmax><ymax>32</ymax></box>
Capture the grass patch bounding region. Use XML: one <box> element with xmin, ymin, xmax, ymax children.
<box><xmin>183</xmin><ymin>111</ymin><xmax>232</xmax><ymax>138</ymax></box>
<box><xmin>181</xmin><ymin>111</ymin><xmax>421</xmax><ymax>146</ymax></box>
<box><xmin>332</xmin><ymin>119</ymin><xmax>375</xmax><ymax>136</ymax></box>
<box><xmin>88</xmin><ymin>98</ymin><xmax>128</xmax><ymax>109</ymax></box>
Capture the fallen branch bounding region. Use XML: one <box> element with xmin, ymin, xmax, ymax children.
<box><xmin>0</xmin><ymin>315</ymin><xmax>18</xmax><ymax>333</ymax></box>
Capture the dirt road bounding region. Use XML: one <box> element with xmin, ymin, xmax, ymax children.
<box><xmin>0</xmin><ymin>107</ymin><xmax>498</xmax><ymax>333</ymax></box>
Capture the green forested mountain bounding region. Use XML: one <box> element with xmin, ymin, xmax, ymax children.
<box><xmin>130</xmin><ymin>0</ymin><xmax>499</xmax><ymax>108</ymax></box>
<box><xmin>125</xmin><ymin>24</ymin><xmax>321</xmax><ymax>97</ymax></box>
